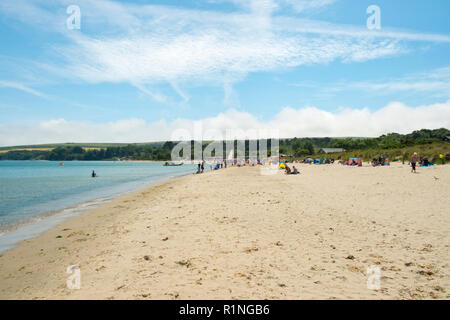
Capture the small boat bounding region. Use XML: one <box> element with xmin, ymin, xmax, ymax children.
<box><xmin>164</xmin><ymin>162</ymin><xmax>183</xmax><ymax>167</ymax></box>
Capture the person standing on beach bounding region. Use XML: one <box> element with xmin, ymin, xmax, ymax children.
<box><xmin>410</xmin><ymin>152</ymin><xmax>419</xmax><ymax>173</ymax></box>
<box><xmin>201</xmin><ymin>160</ymin><xmax>205</xmax><ymax>173</ymax></box>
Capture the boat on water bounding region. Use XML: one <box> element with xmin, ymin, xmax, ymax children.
<box><xmin>164</xmin><ymin>162</ymin><xmax>183</xmax><ymax>167</ymax></box>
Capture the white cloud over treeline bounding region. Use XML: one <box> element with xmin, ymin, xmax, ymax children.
<box><xmin>1</xmin><ymin>101</ymin><xmax>449</xmax><ymax>146</ymax></box>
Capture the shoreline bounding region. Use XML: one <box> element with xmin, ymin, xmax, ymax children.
<box><xmin>0</xmin><ymin>166</ymin><xmax>196</xmax><ymax>254</ymax></box>
<box><xmin>0</xmin><ymin>164</ymin><xmax>449</xmax><ymax>299</ymax></box>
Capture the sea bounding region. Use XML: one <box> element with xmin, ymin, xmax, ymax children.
<box><xmin>0</xmin><ymin>160</ymin><xmax>197</xmax><ymax>252</ymax></box>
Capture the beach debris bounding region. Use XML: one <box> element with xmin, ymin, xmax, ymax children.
<box><xmin>405</xmin><ymin>262</ymin><xmax>414</xmax><ymax>267</ymax></box>
<box><xmin>56</xmin><ymin>235</ymin><xmax>62</xmax><ymax>239</ymax></box>
<box><xmin>434</xmin><ymin>286</ymin><xmax>445</xmax><ymax>293</ymax></box>
<box><xmin>417</xmin><ymin>270</ymin><xmax>434</xmax><ymax>276</ymax></box>
<box><xmin>143</xmin><ymin>255</ymin><xmax>151</xmax><ymax>261</ymax></box>
<box><xmin>348</xmin><ymin>266</ymin><xmax>366</xmax><ymax>273</ymax></box>
<box><xmin>278</xmin><ymin>283</ymin><xmax>287</xmax><ymax>288</ymax></box>
<box><xmin>389</xmin><ymin>266</ymin><xmax>402</xmax><ymax>271</ymax></box>
<box><xmin>162</xmin><ymin>237</ymin><xmax>169</xmax><ymax>241</ymax></box>
<box><xmin>346</xmin><ymin>255</ymin><xmax>355</xmax><ymax>260</ymax></box>
<box><xmin>176</xmin><ymin>259</ymin><xmax>192</xmax><ymax>268</ymax></box>
<box><xmin>275</xmin><ymin>241</ymin><xmax>283</xmax><ymax>247</ymax></box>
<box><xmin>95</xmin><ymin>266</ymin><xmax>106</xmax><ymax>272</ymax></box>
<box><xmin>166</xmin><ymin>292</ymin><xmax>179</xmax><ymax>299</ymax></box>
<box><xmin>244</xmin><ymin>247</ymin><xmax>259</xmax><ymax>253</ymax></box>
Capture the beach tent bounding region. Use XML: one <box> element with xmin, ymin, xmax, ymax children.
<box><xmin>383</xmin><ymin>158</ymin><xmax>390</xmax><ymax>166</ymax></box>
<box><xmin>348</xmin><ymin>157</ymin><xmax>362</xmax><ymax>166</ymax></box>
<box><xmin>279</xmin><ymin>161</ymin><xmax>287</xmax><ymax>169</ymax></box>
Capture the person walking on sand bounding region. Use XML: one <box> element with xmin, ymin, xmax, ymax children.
<box><xmin>410</xmin><ymin>152</ymin><xmax>419</xmax><ymax>173</ymax></box>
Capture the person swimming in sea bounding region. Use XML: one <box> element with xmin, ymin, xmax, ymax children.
<box><xmin>92</xmin><ymin>170</ymin><xmax>97</xmax><ymax>178</ymax></box>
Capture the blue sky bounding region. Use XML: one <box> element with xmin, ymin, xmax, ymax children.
<box><xmin>0</xmin><ymin>0</ymin><xmax>449</xmax><ymax>145</ymax></box>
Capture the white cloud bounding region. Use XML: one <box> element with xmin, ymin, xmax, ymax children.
<box><xmin>1</xmin><ymin>101</ymin><xmax>449</xmax><ymax>146</ymax></box>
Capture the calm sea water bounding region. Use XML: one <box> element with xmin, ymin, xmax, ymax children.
<box><xmin>0</xmin><ymin>161</ymin><xmax>196</xmax><ymax>252</ymax></box>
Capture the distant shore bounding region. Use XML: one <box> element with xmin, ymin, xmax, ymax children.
<box><xmin>0</xmin><ymin>163</ymin><xmax>449</xmax><ymax>299</ymax></box>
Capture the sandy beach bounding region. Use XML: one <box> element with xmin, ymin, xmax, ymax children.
<box><xmin>0</xmin><ymin>163</ymin><xmax>449</xmax><ymax>300</ymax></box>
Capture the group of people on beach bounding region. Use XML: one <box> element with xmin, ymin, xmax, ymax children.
<box><xmin>409</xmin><ymin>152</ymin><xmax>435</xmax><ymax>173</ymax></box>
<box><xmin>284</xmin><ymin>164</ymin><xmax>299</xmax><ymax>175</ymax></box>
<box><xmin>371</xmin><ymin>155</ymin><xmax>389</xmax><ymax>167</ymax></box>
<box><xmin>191</xmin><ymin>151</ymin><xmax>438</xmax><ymax>176</ymax></box>
<box><xmin>196</xmin><ymin>161</ymin><xmax>205</xmax><ymax>174</ymax></box>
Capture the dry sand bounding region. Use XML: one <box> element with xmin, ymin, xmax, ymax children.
<box><xmin>0</xmin><ymin>163</ymin><xmax>449</xmax><ymax>300</ymax></box>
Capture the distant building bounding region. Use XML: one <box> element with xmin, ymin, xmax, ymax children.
<box><xmin>318</xmin><ymin>148</ymin><xmax>346</xmax><ymax>154</ymax></box>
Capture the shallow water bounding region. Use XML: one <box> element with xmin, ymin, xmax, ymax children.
<box><xmin>0</xmin><ymin>161</ymin><xmax>197</xmax><ymax>252</ymax></box>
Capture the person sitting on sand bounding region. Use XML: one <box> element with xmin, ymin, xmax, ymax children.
<box><xmin>292</xmin><ymin>166</ymin><xmax>299</xmax><ymax>175</ymax></box>
<box><xmin>285</xmin><ymin>165</ymin><xmax>291</xmax><ymax>175</ymax></box>
<box><xmin>410</xmin><ymin>152</ymin><xmax>419</xmax><ymax>173</ymax></box>
<box><xmin>372</xmin><ymin>158</ymin><xmax>378</xmax><ymax>167</ymax></box>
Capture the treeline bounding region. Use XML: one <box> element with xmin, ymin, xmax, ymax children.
<box><xmin>0</xmin><ymin>128</ymin><xmax>449</xmax><ymax>161</ymax></box>
<box><xmin>0</xmin><ymin>143</ymin><xmax>173</xmax><ymax>161</ymax></box>
<box><xmin>279</xmin><ymin>128</ymin><xmax>450</xmax><ymax>156</ymax></box>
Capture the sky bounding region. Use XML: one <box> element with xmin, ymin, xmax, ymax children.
<box><xmin>0</xmin><ymin>0</ymin><xmax>450</xmax><ymax>146</ymax></box>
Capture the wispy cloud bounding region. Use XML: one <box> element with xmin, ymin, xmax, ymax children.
<box><xmin>352</xmin><ymin>67</ymin><xmax>450</xmax><ymax>95</ymax></box>
<box><xmin>0</xmin><ymin>80</ymin><xmax>47</xmax><ymax>98</ymax></box>
<box><xmin>290</xmin><ymin>66</ymin><xmax>450</xmax><ymax>99</ymax></box>
<box><xmin>281</xmin><ymin>0</ymin><xmax>338</xmax><ymax>12</ymax></box>
<box><xmin>1</xmin><ymin>0</ymin><xmax>449</xmax><ymax>103</ymax></box>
